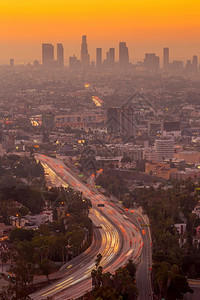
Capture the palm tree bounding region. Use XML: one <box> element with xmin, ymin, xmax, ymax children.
<box><xmin>91</xmin><ymin>269</ymin><xmax>97</xmax><ymax>288</ymax></box>
<box><xmin>96</xmin><ymin>266</ymin><xmax>103</xmax><ymax>287</ymax></box>
<box><xmin>39</xmin><ymin>258</ymin><xmax>51</xmax><ymax>283</ymax></box>
<box><xmin>0</xmin><ymin>244</ymin><xmax>10</xmax><ymax>274</ymax></box>
<box><xmin>95</xmin><ymin>253</ymin><xmax>102</xmax><ymax>268</ymax></box>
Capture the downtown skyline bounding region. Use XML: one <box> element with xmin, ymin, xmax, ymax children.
<box><xmin>0</xmin><ymin>1</ymin><xmax>200</xmax><ymax>300</ymax></box>
<box><xmin>0</xmin><ymin>37</ymin><xmax>200</xmax><ymax>67</ymax></box>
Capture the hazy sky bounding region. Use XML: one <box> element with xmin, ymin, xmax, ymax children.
<box><xmin>0</xmin><ymin>0</ymin><xmax>200</xmax><ymax>64</ymax></box>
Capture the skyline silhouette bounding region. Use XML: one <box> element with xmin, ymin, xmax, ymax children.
<box><xmin>0</xmin><ymin>37</ymin><xmax>200</xmax><ymax>66</ymax></box>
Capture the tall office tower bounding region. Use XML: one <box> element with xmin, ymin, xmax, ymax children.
<box><xmin>42</xmin><ymin>43</ymin><xmax>54</xmax><ymax>65</ymax></box>
<box><xmin>109</xmin><ymin>48</ymin><xmax>115</xmax><ymax>64</ymax></box>
<box><xmin>163</xmin><ymin>48</ymin><xmax>169</xmax><ymax>70</ymax></box>
<box><xmin>192</xmin><ymin>55</ymin><xmax>198</xmax><ymax>71</ymax></box>
<box><xmin>185</xmin><ymin>60</ymin><xmax>193</xmax><ymax>72</ymax></box>
<box><xmin>143</xmin><ymin>53</ymin><xmax>160</xmax><ymax>70</ymax></box>
<box><xmin>69</xmin><ymin>55</ymin><xmax>81</xmax><ymax>70</ymax></box>
<box><xmin>57</xmin><ymin>43</ymin><xmax>64</xmax><ymax>67</ymax></box>
<box><xmin>172</xmin><ymin>61</ymin><xmax>184</xmax><ymax>72</ymax></box>
<box><xmin>155</xmin><ymin>138</ymin><xmax>174</xmax><ymax>162</ymax></box>
<box><xmin>107</xmin><ymin>108</ymin><xmax>120</xmax><ymax>134</ymax></box>
<box><xmin>96</xmin><ymin>48</ymin><xmax>102</xmax><ymax>68</ymax></box>
<box><xmin>120</xmin><ymin>106</ymin><xmax>134</xmax><ymax>134</ymax></box>
<box><xmin>104</xmin><ymin>48</ymin><xmax>115</xmax><ymax>68</ymax></box>
<box><xmin>119</xmin><ymin>42</ymin><xmax>129</xmax><ymax>67</ymax></box>
<box><xmin>81</xmin><ymin>35</ymin><xmax>90</xmax><ymax>69</ymax></box>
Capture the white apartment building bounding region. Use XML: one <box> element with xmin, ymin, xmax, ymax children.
<box><xmin>155</xmin><ymin>138</ymin><xmax>174</xmax><ymax>162</ymax></box>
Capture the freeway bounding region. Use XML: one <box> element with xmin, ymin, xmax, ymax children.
<box><xmin>31</xmin><ymin>154</ymin><xmax>143</xmax><ymax>300</ymax></box>
<box><xmin>131</xmin><ymin>210</ymin><xmax>153</xmax><ymax>300</ymax></box>
<box><xmin>88</xmin><ymin>173</ymin><xmax>153</xmax><ymax>300</ymax></box>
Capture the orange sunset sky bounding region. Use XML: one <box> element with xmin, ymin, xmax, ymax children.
<box><xmin>0</xmin><ymin>0</ymin><xmax>200</xmax><ymax>64</ymax></box>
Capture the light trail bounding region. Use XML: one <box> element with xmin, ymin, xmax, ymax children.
<box><xmin>30</xmin><ymin>154</ymin><xmax>142</xmax><ymax>300</ymax></box>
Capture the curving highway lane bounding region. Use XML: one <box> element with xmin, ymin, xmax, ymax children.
<box><xmin>30</xmin><ymin>154</ymin><xmax>143</xmax><ymax>300</ymax></box>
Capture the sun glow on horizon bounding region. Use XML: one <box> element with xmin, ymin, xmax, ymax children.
<box><xmin>0</xmin><ymin>0</ymin><xmax>199</xmax><ymax>63</ymax></box>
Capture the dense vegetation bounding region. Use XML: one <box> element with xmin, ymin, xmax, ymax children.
<box><xmin>96</xmin><ymin>171</ymin><xmax>199</xmax><ymax>299</ymax></box>
<box><xmin>85</xmin><ymin>256</ymin><xmax>138</xmax><ymax>300</ymax></box>
<box><xmin>132</xmin><ymin>179</ymin><xmax>200</xmax><ymax>299</ymax></box>
<box><xmin>0</xmin><ymin>154</ymin><xmax>44</xmax><ymax>183</ymax></box>
<box><xmin>0</xmin><ymin>184</ymin><xmax>92</xmax><ymax>299</ymax></box>
<box><xmin>96</xmin><ymin>172</ymin><xmax>129</xmax><ymax>199</ymax></box>
<box><xmin>0</xmin><ymin>154</ymin><xmax>45</xmax><ymax>223</ymax></box>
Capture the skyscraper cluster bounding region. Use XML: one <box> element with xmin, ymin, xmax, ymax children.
<box><xmin>70</xmin><ymin>36</ymin><xmax>130</xmax><ymax>70</ymax></box>
<box><xmin>42</xmin><ymin>43</ymin><xmax>64</xmax><ymax>67</ymax></box>
<box><xmin>42</xmin><ymin>36</ymin><xmax>130</xmax><ymax>70</ymax></box>
<box><xmin>40</xmin><ymin>36</ymin><xmax>199</xmax><ymax>73</ymax></box>
<box><xmin>162</xmin><ymin>47</ymin><xmax>198</xmax><ymax>72</ymax></box>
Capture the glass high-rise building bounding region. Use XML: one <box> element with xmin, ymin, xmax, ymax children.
<box><xmin>96</xmin><ymin>48</ymin><xmax>102</xmax><ymax>68</ymax></box>
<box><xmin>109</xmin><ymin>48</ymin><xmax>115</xmax><ymax>64</ymax></box>
<box><xmin>57</xmin><ymin>43</ymin><xmax>64</xmax><ymax>67</ymax></box>
<box><xmin>42</xmin><ymin>43</ymin><xmax>54</xmax><ymax>65</ymax></box>
<box><xmin>119</xmin><ymin>42</ymin><xmax>129</xmax><ymax>67</ymax></box>
<box><xmin>144</xmin><ymin>53</ymin><xmax>160</xmax><ymax>70</ymax></box>
<box><xmin>81</xmin><ymin>35</ymin><xmax>90</xmax><ymax>68</ymax></box>
<box><xmin>107</xmin><ymin>107</ymin><xmax>120</xmax><ymax>134</ymax></box>
<box><xmin>69</xmin><ymin>55</ymin><xmax>81</xmax><ymax>70</ymax></box>
<box><xmin>192</xmin><ymin>55</ymin><xmax>198</xmax><ymax>71</ymax></box>
<box><xmin>163</xmin><ymin>48</ymin><xmax>169</xmax><ymax>70</ymax></box>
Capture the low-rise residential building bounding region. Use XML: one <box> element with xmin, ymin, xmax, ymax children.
<box><xmin>192</xmin><ymin>206</ymin><xmax>200</xmax><ymax>218</ymax></box>
<box><xmin>170</xmin><ymin>168</ymin><xmax>200</xmax><ymax>180</ymax></box>
<box><xmin>55</xmin><ymin>112</ymin><xmax>105</xmax><ymax>129</ymax></box>
<box><xmin>174</xmin><ymin>223</ymin><xmax>187</xmax><ymax>235</ymax></box>
<box><xmin>10</xmin><ymin>216</ymin><xmax>28</xmax><ymax>228</ymax></box>
<box><xmin>143</xmin><ymin>147</ymin><xmax>157</xmax><ymax>161</ymax></box>
<box><xmin>0</xmin><ymin>223</ymin><xmax>14</xmax><ymax>238</ymax></box>
<box><xmin>24</xmin><ymin>210</ymin><xmax>53</xmax><ymax>228</ymax></box>
<box><xmin>145</xmin><ymin>161</ymin><xmax>177</xmax><ymax>179</ymax></box>
<box><xmin>174</xmin><ymin>151</ymin><xmax>200</xmax><ymax>164</ymax></box>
